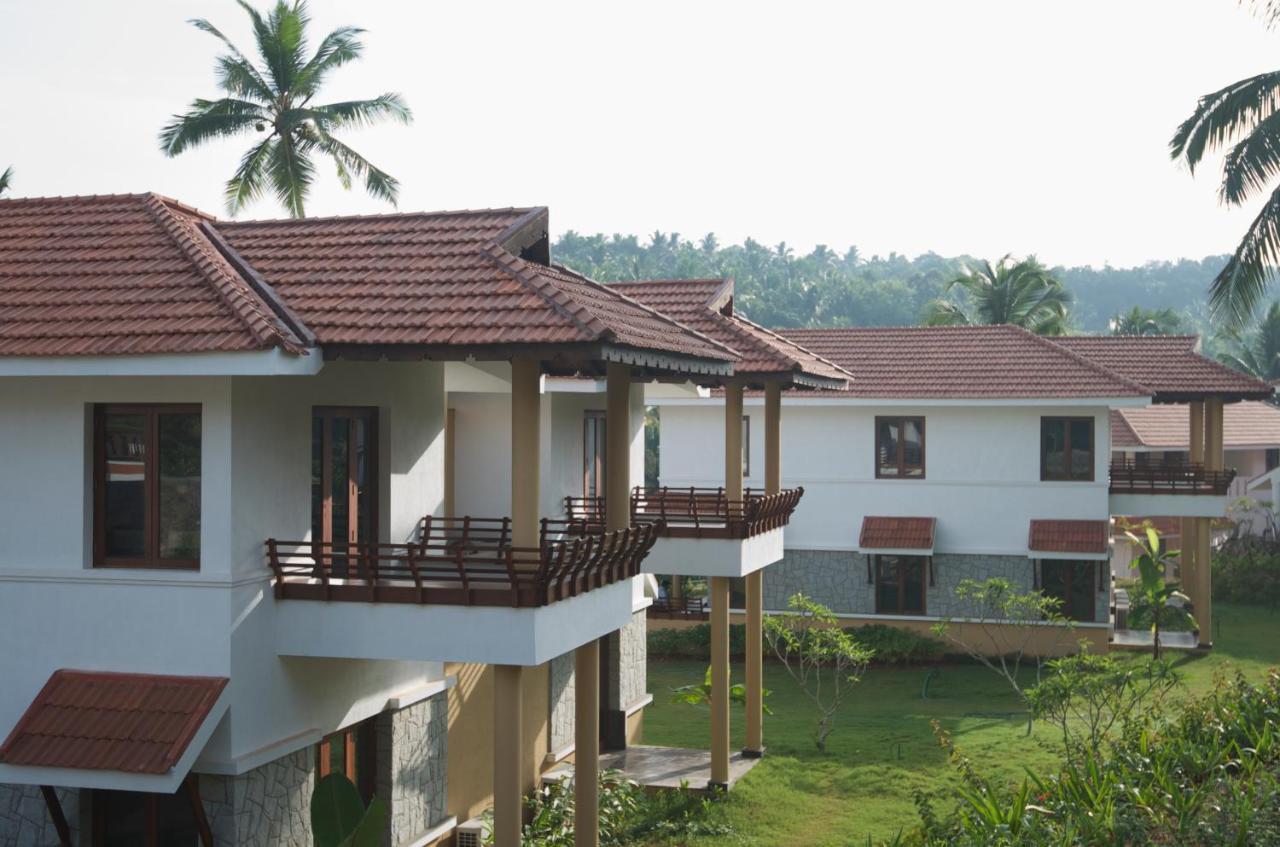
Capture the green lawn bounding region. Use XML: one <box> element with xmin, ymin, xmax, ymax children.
<box><xmin>638</xmin><ymin>603</ymin><xmax>1280</xmax><ymax>846</ymax></box>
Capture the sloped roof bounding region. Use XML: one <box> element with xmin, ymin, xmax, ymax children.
<box><xmin>1110</xmin><ymin>401</ymin><xmax>1280</xmax><ymax>449</ymax></box>
<box><xmin>0</xmin><ymin>196</ymin><xmax>733</xmax><ymax>371</ymax></box>
<box><xmin>859</xmin><ymin>516</ymin><xmax>936</xmax><ymax>551</ymax></box>
<box><xmin>0</xmin><ymin>670</ymin><xmax>228</xmax><ymax>774</ymax></box>
<box><xmin>1028</xmin><ymin>519</ymin><xmax>1110</xmax><ymax>555</ymax></box>
<box><xmin>218</xmin><ymin>209</ymin><xmax>732</xmax><ymax>366</ymax></box>
<box><xmin>779</xmin><ymin>325</ymin><xmax>1149</xmax><ymax>399</ymax></box>
<box><xmin>608</xmin><ymin>279</ymin><xmax>851</xmax><ymax>387</ymax></box>
<box><xmin>1054</xmin><ymin>336</ymin><xmax>1272</xmax><ymax>402</ymax></box>
<box><xmin>0</xmin><ymin>194</ymin><xmax>303</xmax><ymax>356</ymax></box>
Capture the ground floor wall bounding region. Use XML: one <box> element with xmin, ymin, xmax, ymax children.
<box><xmin>0</xmin><ymin>785</ymin><xmax>80</xmax><ymax>847</ymax></box>
<box><xmin>763</xmin><ymin>549</ymin><xmax>1110</xmax><ymax>629</ymax></box>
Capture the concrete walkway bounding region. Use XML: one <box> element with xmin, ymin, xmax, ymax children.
<box><xmin>544</xmin><ymin>745</ymin><xmax>760</xmax><ymax>793</ymax></box>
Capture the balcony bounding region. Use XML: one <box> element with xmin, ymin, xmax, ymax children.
<box><xmin>565</xmin><ymin>487</ymin><xmax>803</xmax><ymax>578</ymax></box>
<box><xmin>268</xmin><ymin>518</ymin><xmax>660</xmax><ymax>665</ymax></box>
<box><xmin>1108</xmin><ymin>459</ymin><xmax>1236</xmax><ymax>519</ymax></box>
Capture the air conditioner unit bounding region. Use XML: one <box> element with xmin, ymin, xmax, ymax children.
<box><xmin>456</xmin><ymin>815</ymin><xmax>490</xmax><ymax>847</ymax></box>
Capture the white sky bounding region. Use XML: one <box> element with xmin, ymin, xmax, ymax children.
<box><xmin>1</xmin><ymin>0</ymin><xmax>1277</xmax><ymax>267</ymax></box>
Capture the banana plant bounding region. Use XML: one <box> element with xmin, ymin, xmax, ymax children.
<box><xmin>1125</xmin><ymin>527</ymin><xmax>1197</xmax><ymax>659</ymax></box>
<box><xmin>311</xmin><ymin>773</ymin><xmax>387</xmax><ymax>847</ymax></box>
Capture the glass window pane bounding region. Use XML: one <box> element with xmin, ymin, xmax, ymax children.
<box><xmin>1069</xmin><ymin>419</ymin><xmax>1093</xmax><ymax>478</ymax></box>
<box><xmin>311</xmin><ymin>416</ymin><xmax>324</xmax><ymax>541</ymax></box>
<box><xmin>158</xmin><ymin>413</ymin><xmax>201</xmax><ymax>560</ymax></box>
<box><xmin>902</xmin><ymin>419</ymin><xmax>924</xmax><ymax>476</ymax></box>
<box><xmin>877</xmin><ymin>557</ymin><xmax>900</xmax><ymax>612</ymax></box>
<box><xmin>878</xmin><ymin>420</ymin><xmax>900</xmax><ymax>475</ymax></box>
<box><xmin>1042</xmin><ymin>420</ymin><xmax>1066</xmax><ymax>477</ymax></box>
<box><xmin>354</xmin><ymin>416</ymin><xmax>373</xmax><ymax>545</ymax></box>
<box><xmin>103</xmin><ymin>413</ymin><xmax>147</xmax><ymax>558</ymax></box>
<box><xmin>903</xmin><ymin>560</ymin><xmax>925</xmax><ymax>613</ymax></box>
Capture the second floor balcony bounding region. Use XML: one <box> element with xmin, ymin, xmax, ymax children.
<box><xmin>267</xmin><ymin>517</ymin><xmax>661</xmax><ymax>666</ymax></box>
<box><xmin>1108</xmin><ymin>458</ymin><xmax>1236</xmax><ymax>519</ymax></box>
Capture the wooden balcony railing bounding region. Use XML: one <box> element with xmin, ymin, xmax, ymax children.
<box><xmin>266</xmin><ymin>516</ymin><xmax>662</xmax><ymax>607</ymax></box>
<box><xmin>1108</xmin><ymin>459</ymin><xmax>1236</xmax><ymax>496</ymax></box>
<box><xmin>565</xmin><ymin>486</ymin><xmax>805</xmax><ymax>540</ymax></box>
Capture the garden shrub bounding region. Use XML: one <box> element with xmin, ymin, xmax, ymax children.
<box><xmin>1213</xmin><ymin>540</ymin><xmax>1280</xmax><ymax>608</ymax></box>
<box><xmin>647</xmin><ymin>621</ymin><xmax>944</xmax><ymax>665</ymax></box>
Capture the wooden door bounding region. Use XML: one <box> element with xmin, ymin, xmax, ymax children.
<box><xmin>312</xmin><ymin>407</ymin><xmax>378</xmax><ymax>575</ymax></box>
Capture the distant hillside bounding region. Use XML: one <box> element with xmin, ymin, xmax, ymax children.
<box><xmin>553</xmin><ymin>230</ymin><xmax>1228</xmax><ymax>335</ymax></box>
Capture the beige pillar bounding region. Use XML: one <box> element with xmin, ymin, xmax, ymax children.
<box><xmin>511</xmin><ymin>358</ymin><xmax>542</xmax><ymax>548</ymax></box>
<box><xmin>574</xmin><ymin>640</ymin><xmax>600</xmax><ymax>847</ymax></box>
<box><xmin>1182</xmin><ymin>402</ymin><xmax>1205</xmax><ymax>627</ymax></box>
<box><xmin>493</xmin><ymin>665</ymin><xmax>524</xmax><ymax>847</ymax></box>
<box><xmin>606</xmin><ymin>362</ymin><xmax>631</xmax><ymax>532</ymax></box>
<box><xmin>1199</xmin><ymin>398</ymin><xmax>1224</xmax><ymax>646</ymax></box>
<box><xmin>709</xmin><ymin>574</ymin><xmax>731</xmax><ymax>788</ymax></box>
<box><xmin>745</xmin><ymin>382</ymin><xmax>781</xmax><ymax>757</ymax></box>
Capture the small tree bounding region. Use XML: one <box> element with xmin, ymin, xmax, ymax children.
<box><xmin>670</xmin><ymin>665</ymin><xmax>772</xmax><ymax>714</ymax></box>
<box><xmin>1028</xmin><ymin>650</ymin><xmax>1179</xmax><ymax>761</ymax></box>
<box><xmin>311</xmin><ymin>773</ymin><xmax>387</xmax><ymax>847</ymax></box>
<box><xmin>764</xmin><ymin>594</ymin><xmax>873</xmax><ymax>752</ymax></box>
<box><xmin>1127</xmin><ymin>527</ymin><xmax>1197</xmax><ymax>659</ymax></box>
<box><xmin>932</xmin><ymin>578</ymin><xmax>1074</xmax><ymax>734</ymax></box>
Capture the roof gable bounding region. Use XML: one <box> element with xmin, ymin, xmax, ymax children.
<box><xmin>1054</xmin><ymin>336</ymin><xmax>1272</xmax><ymax>401</ymax></box>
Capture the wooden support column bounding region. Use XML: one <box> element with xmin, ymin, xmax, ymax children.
<box><xmin>709</xmin><ymin>574</ymin><xmax>731</xmax><ymax>789</ymax></box>
<box><xmin>574</xmin><ymin>640</ymin><xmax>600</xmax><ymax>847</ymax></box>
<box><xmin>1200</xmin><ymin>398</ymin><xmax>1224</xmax><ymax>647</ymax></box>
<box><xmin>606</xmin><ymin>362</ymin><xmax>631</xmax><ymax>532</ymax></box>
<box><xmin>511</xmin><ymin>358</ymin><xmax>541</xmax><ymax>548</ymax></box>
<box><xmin>745</xmin><ymin>382</ymin><xmax>781</xmax><ymax>758</ymax></box>
<box><xmin>1181</xmin><ymin>401</ymin><xmax>1204</xmax><ymax>632</ymax></box>
<box><xmin>493</xmin><ymin>664</ymin><xmax>525</xmax><ymax>847</ymax></box>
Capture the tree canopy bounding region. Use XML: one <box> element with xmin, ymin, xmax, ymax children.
<box><xmin>0</xmin><ymin>167</ymin><xmax>11</xmax><ymax>197</ymax></box>
<box><xmin>159</xmin><ymin>0</ymin><xmax>411</xmax><ymax>218</ymax></box>
<box><xmin>923</xmin><ymin>255</ymin><xmax>1072</xmax><ymax>335</ymax></box>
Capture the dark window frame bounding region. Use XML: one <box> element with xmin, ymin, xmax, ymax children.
<box><xmin>875</xmin><ymin>416</ymin><xmax>926</xmax><ymax>479</ymax></box>
<box><xmin>93</xmin><ymin>403</ymin><xmax>202</xmax><ymax>570</ymax></box>
<box><xmin>1040</xmin><ymin>416</ymin><xmax>1095</xmax><ymax>482</ymax></box>
<box><xmin>318</xmin><ymin>718</ymin><xmax>378</xmax><ymax>804</ymax></box>
<box><xmin>873</xmin><ymin>554</ymin><xmax>928</xmax><ymax>615</ymax></box>
<box><xmin>583</xmin><ymin>409</ymin><xmax>607</xmax><ymax>499</ymax></box>
<box><xmin>1037</xmin><ymin>558</ymin><xmax>1099</xmax><ymax>623</ymax></box>
<box><xmin>312</xmin><ymin>406</ymin><xmax>381</xmax><ymax>551</ymax></box>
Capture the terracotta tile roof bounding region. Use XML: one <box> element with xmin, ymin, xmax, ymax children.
<box><xmin>779</xmin><ymin>325</ymin><xmax>1149</xmax><ymax>399</ymax></box>
<box><xmin>608</xmin><ymin>279</ymin><xmax>851</xmax><ymax>387</ymax></box>
<box><xmin>1028</xmin><ymin>519</ymin><xmax>1110</xmax><ymax>555</ymax></box>
<box><xmin>0</xmin><ymin>194</ymin><xmax>304</xmax><ymax>356</ymax></box>
<box><xmin>217</xmin><ymin>210</ymin><xmax>733</xmax><ymax>364</ymax></box>
<box><xmin>859</xmin><ymin>516</ymin><xmax>936</xmax><ymax>550</ymax></box>
<box><xmin>1054</xmin><ymin>336</ymin><xmax>1273</xmax><ymax>401</ymax></box>
<box><xmin>1110</xmin><ymin>401</ymin><xmax>1280</xmax><ymax>450</ymax></box>
<box><xmin>0</xmin><ymin>670</ymin><xmax>228</xmax><ymax>774</ymax></box>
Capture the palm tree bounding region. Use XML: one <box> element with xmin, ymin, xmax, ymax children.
<box><xmin>1219</xmin><ymin>300</ymin><xmax>1280</xmax><ymax>381</ymax></box>
<box><xmin>1109</xmin><ymin>306</ymin><xmax>1185</xmax><ymax>336</ymax></box>
<box><xmin>159</xmin><ymin>0</ymin><xmax>412</xmax><ymax>218</ymax></box>
<box><xmin>923</xmin><ymin>255</ymin><xmax>1072</xmax><ymax>335</ymax></box>
<box><xmin>1171</xmin><ymin>4</ymin><xmax>1280</xmax><ymax>327</ymax></box>
<box><xmin>0</xmin><ymin>166</ymin><xmax>12</xmax><ymax>197</ymax></box>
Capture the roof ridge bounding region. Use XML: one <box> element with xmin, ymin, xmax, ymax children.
<box><xmin>220</xmin><ymin>205</ymin><xmax>541</xmax><ymax>228</ymax></box>
<box><xmin>142</xmin><ymin>194</ymin><xmax>302</xmax><ymax>353</ymax></box>
<box><xmin>484</xmin><ymin>246</ymin><xmax>604</xmax><ymax>341</ymax></box>
<box><xmin>554</xmin><ymin>265</ymin><xmax>740</xmax><ymax>359</ymax></box>
<box><xmin>1010</xmin><ymin>325</ymin><xmax>1151</xmax><ymax>396</ymax></box>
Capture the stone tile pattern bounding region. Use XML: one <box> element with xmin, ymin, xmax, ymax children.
<box><xmin>201</xmin><ymin>747</ymin><xmax>315</xmax><ymax>847</ymax></box>
<box><xmin>549</xmin><ymin>652</ymin><xmax>575</xmax><ymax>754</ymax></box>
<box><xmin>0</xmin><ymin>784</ymin><xmax>79</xmax><ymax>847</ymax></box>
<box><xmin>375</xmin><ymin>691</ymin><xmax>448</xmax><ymax>847</ymax></box>
<box><xmin>763</xmin><ymin>549</ymin><xmax>1108</xmax><ymax>621</ymax></box>
<box><xmin>616</xmin><ymin>610</ymin><xmax>648</xmax><ymax>711</ymax></box>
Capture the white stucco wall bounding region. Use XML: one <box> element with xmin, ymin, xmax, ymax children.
<box><xmin>0</xmin><ymin>361</ymin><xmax>449</xmax><ymax>778</ymax></box>
<box><xmin>657</xmin><ymin>399</ymin><xmax>1113</xmax><ymax>556</ymax></box>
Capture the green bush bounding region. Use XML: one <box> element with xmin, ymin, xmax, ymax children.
<box><xmin>647</xmin><ymin>621</ymin><xmax>943</xmax><ymax>665</ymax></box>
<box><xmin>1213</xmin><ymin>543</ymin><xmax>1280</xmax><ymax>607</ymax></box>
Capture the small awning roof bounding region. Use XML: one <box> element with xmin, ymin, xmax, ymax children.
<box><xmin>1028</xmin><ymin>519</ymin><xmax>1111</xmax><ymax>560</ymax></box>
<box><xmin>858</xmin><ymin>516</ymin><xmax>936</xmax><ymax>554</ymax></box>
<box><xmin>0</xmin><ymin>670</ymin><xmax>229</xmax><ymax>791</ymax></box>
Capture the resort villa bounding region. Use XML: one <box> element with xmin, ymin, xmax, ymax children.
<box><xmin>0</xmin><ymin>196</ymin><xmax>1271</xmax><ymax>847</ymax></box>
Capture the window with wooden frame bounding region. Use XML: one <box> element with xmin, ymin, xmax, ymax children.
<box><xmin>318</xmin><ymin>718</ymin><xmax>378</xmax><ymax>803</ymax></box>
<box><xmin>874</xmin><ymin>554</ymin><xmax>927</xmax><ymax>615</ymax></box>
<box><xmin>94</xmin><ymin>404</ymin><xmax>202</xmax><ymax>569</ymax></box>
<box><xmin>1037</xmin><ymin>560</ymin><xmax>1098</xmax><ymax>622</ymax></box>
<box><xmin>91</xmin><ymin>775</ymin><xmax>212</xmax><ymax>846</ymax></box>
<box><xmin>875</xmin><ymin>416</ymin><xmax>925</xmax><ymax>478</ymax></box>
<box><xmin>584</xmin><ymin>410</ymin><xmax>607</xmax><ymax>499</ymax></box>
<box><xmin>1041</xmin><ymin>416</ymin><xmax>1094</xmax><ymax>481</ymax></box>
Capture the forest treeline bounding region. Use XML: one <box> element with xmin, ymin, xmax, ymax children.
<box><xmin>553</xmin><ymin>230</ymin><xmax>1227</xmax><ymax>335</ymax></box>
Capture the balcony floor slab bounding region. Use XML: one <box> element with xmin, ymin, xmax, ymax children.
<box><xmin>544</xmin><ymin>745</ymin><xmax>759</xmax><ymax>793</ymax></box>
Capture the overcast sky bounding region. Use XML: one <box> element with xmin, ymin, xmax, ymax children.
<box><xmin>1</xmin><ymin>1</ymin><xmax>1277</xmax><ymax>267</ymax></box>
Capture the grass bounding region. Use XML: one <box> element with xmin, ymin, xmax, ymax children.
<box><xmin>637</xmin><ymin>603</ymin><xmax>1280</xmax><ymax>846</ymax></box>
